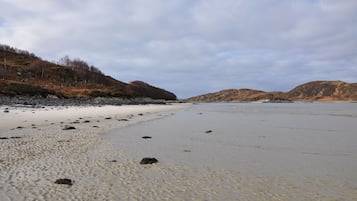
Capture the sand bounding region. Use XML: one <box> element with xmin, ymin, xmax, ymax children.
<box><xmin>106</xmin><ymin>103</ymin><xmax>357</xmax><ymax>201</ymax></box>
<box><xmin>1</xmin><ymin>103</ymin><xmax>357</xmax><ymax>201</ymax></box>
<box><xmin>0</xmin><ymin>104</ymin><xmax>189</xmax><ymax>201</ymax></box>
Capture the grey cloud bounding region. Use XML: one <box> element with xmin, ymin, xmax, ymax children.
<box><xmin>0</xmin><ymin>0</ymin><xmax>356</xmax><ymax>98</ymax></box>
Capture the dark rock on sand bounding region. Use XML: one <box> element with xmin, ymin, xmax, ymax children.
<box><xmin>118</xmin><ymin>119</ymin><xmax>129</xmax><ymax>121</ymax></box>
<box><xmin>10</xmin><ymin>136</ymin><xmax>22</xmax><ymax>139</ymax></box>
<box><xmin>0</xmin><ymin>137</ymin><xmax>9</xmax><ymax>140</ymax></box>
<box><xmin>205</xmin><ymin>130</ymin><xmax>213</xmax><ymax>134</ymax></box>
<box><xmin>3</xmin><ymin>108</ymin><xmax>9</xmax><ymax>113</ymax></box>
<box><xmin>142</xmin><ymin>136</ymin><xmax>152</xmax><ymax>139</ymax></box>
<box><xmin>63</xmin><ymin>125</ymin><xmax>76</xmax><ymax>130</ymax></box>
<box><xmin>140</xmin><ymin>157</ymin><xmax>158</xmax><ymax>164</ymax></box>
<box><xmin>54</xmin><ymin>178</ymin><xmax>74</xmax><ymax>186</ymax></box>
<box><xmin>105</xmin><ymin>117</ymin><xmax>112</xmax><ymax>120</ymax></box>
<box><xmin>109</xmin><ymin>160</ymin><xmax>117</xmax><ymax>162</ymax></box>
<box><xmin>82</xmin><ymin>120</ymin><xmax>90</xmax><ymax>123</ymax></box>
<box><xmin>16</xmin><ymin>126</ymin><xmax>24</xmax><ymax>129</ymax></box>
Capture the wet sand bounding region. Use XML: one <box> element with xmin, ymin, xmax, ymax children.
<box><xmin>107</xmin><ymin>103</ymin><xmax>357</xmax><ymax>200</ymax></box>
<box><xmin>0</xmin><ymin>104</ymin><xmax>188</xmax><ymax>201</ymax></box>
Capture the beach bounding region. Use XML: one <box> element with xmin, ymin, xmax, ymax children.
<box><xmin>106</xmin><ymin>103</ymin><xmax>357</xmax><ymax>200</ymax></box>
<box><xmin>0</xmin><ymin>104</ymin><xmax>188</xmax><ymax>201</ymax></box>
<box><xmin>1</xmin><ymin>103</ymin><xmax>357</xmax><ymax>200</ymax></box>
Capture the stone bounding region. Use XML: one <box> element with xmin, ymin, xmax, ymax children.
<box><xmin>54</xmin><ymin>178</ymin><xmax>74</xmax><ymax>186</ymax></box>
<box><xmin>142</xmin><ymin>136</ymin><xmax>152</xmax><ymax>139</ymax></box>
<box><xmin>63</xmin><ymin>125</ymin><xmax>76</xmax><ymax>130</ymax></box>
<box><xmin>205</xmin><ymin>130</ymin><xmax>213</xmax><ymax>134</ymax></box>
<box><xmin>140</xmin><ymin>157</ymin><xmax>158</xmax><ymax>164</ymax></box>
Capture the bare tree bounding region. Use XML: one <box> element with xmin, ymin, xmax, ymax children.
<box><xmin>29</xmin><ymin>59</ymin><xmax>47</xmax><ymax>79</ymax></box>
<box><xmin>2</xmin><ymin>52</ymin><xmax>6</xmax><ymax>80</ymax></box>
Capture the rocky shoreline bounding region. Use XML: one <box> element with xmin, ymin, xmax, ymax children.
<box><xmin>0</xmin><ymin>96</ymin><xmax>170</xmax><ymax>107</ymax></box>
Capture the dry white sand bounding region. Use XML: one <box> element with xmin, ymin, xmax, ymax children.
<box><xmin>1</xmin><ymin>103</ymin><xmax>357</xmax><ymax>201</ymax></box>
<box><xmin>0</xmin><ymin>104</ymin><xmax>190</xmax><ymax>201</ymax></box>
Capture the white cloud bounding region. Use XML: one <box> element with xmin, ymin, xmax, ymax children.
<box><xmin>0</xmin><ymin>0</ymin><xmax>356</xmax><ymax>98</ymax></box>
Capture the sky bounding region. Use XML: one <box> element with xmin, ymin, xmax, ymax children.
<box><xmin>0</xmin><ymin>0</ymin><xmax>357</xmax><ymax>98</ymax></box>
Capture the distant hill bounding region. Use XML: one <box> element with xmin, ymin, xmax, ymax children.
<box><xmin>186</xmin><ymin>81</ymin><xmax>357</xmax><ymax>102</ymax></box>
<box><xmin>0</xmin><ymin>44</ymin><xmax>176</xmax><ymax>100</ymax></box>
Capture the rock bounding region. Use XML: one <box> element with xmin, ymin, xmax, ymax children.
<box><xmin>10</xmin><ymin>136</ymin><xmax>22</xmax><ymax>139</ymax></box>
<box><xmin>140</xmin><ymin>157</ymin><xmax>158</xmax><ymax>164</ymax></box>
<box><xmin>118</xmin><ymin>119</ymin><xmax>129</xmax><ymax>121</ymax></box>
<box><xmin>0</xmin><ymin>137</ymin><xmax>9</xmax><ymax>140</ymax></box>
<box><xmin>63</xmin><ymin>125</ymin><xmax>76</xmax><ymax>130</ymax></box>
<box><xmin>205</xmin><ymin>130</ymin><xmax>213</xmax><ymax>134</ymax></box>
<box><xmin>16</xmin><ymin>126</ymin><xmax>24</xmax><ymax>129</ymax></box>
<box><xmin>184</xmin><ymin>150</ymin><xmax>191</xmax><ymax>152</ymax></box>
<box><xmin>3</xmin><ymin>108</ymin><xmax>9</xmax><ymax>113</ymax></box>
<box><xmin>138</xmin><ymin>113</ymin><xmax>144</xmax><ymax>116</ymax></box>
<box><xmin>109</xmin><ymin>160</ymin><xmax>117</xmax><ymax>162</ymax></box>
<box><xmin>82</xmin><ymin>120</ymin><xmax>90</xmax><ymax>123</ymax></box>
<box><xmin>105</xmin><ymin>117</ymin><xmax>112</xmax><ymax>120</ymax></box>
<box><xmin>142</xmin><ymin>136</ymin><xmax>152</xmax><ymax>139</ymax></box>
<box><xmin>54</xmin><ymin>178</ymin><xmax>74</xmax><ymax>186</ymax></box>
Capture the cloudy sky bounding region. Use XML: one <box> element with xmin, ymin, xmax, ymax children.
<box><xmin>1</xmin><ymin>0</ymin><xmax>356</xmax><ymax>98</ymax></box>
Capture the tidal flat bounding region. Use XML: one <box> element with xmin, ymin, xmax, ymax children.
<box><xmin>107</xmin><ymin>103</ymin><xmax>357</xmax><ymax>200</ymax></box>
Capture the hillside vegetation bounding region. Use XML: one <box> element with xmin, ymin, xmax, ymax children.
<box><xmin>0</xmin><ymin>44</ymin><xmax>176</xmax><ymax>100</ymax></box>
<box><xmin>186</xmin><ymin>81</ymin><xmax>357</xmax><ymax>102</ymax></box>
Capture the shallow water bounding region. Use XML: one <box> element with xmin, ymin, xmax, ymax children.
<box><xmin>106</xmin><ymin>103</ymin><xmax>357</xmax><ymax>188</ymax></box>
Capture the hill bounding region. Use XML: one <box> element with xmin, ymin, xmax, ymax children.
<box><xmin>0</xmin><ymin>44</ymin><xmax>176</xmax><ymax>100</ymax></box>
<box><xmin>186</xmin><ymin>81</ymin><xmax>357</xmax><ymax>102</ymax></box>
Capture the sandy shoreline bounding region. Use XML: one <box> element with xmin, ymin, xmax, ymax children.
<box><xmin>0</xmin><ymin>104</ymin><xmax>189</xmax><ymax>201</ymax></box>
<box><xmin>1</xmin><ymin>103</ymin><xmax>357</xmax><ymax>201</ymax></box>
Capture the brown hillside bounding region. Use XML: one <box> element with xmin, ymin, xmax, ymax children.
<box><xmin>284</xmin><ymin>81</ymin><xmax>357</xmax><ymax>101</ymax></box>
<box><xmin>186</xmin><ymin>81</ymin><xmax>357</xmax><ymax>102</ymax></box>
<box><xmin>0</xmin><ymin>44</ymin><xmax>176</xmax><ymax>100</ymax></box>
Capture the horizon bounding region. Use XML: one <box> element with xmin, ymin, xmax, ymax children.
<box><xmin>1</xmin><ymin>0</ymin><xmax>356</xmax><ymax>99</ymax></box>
